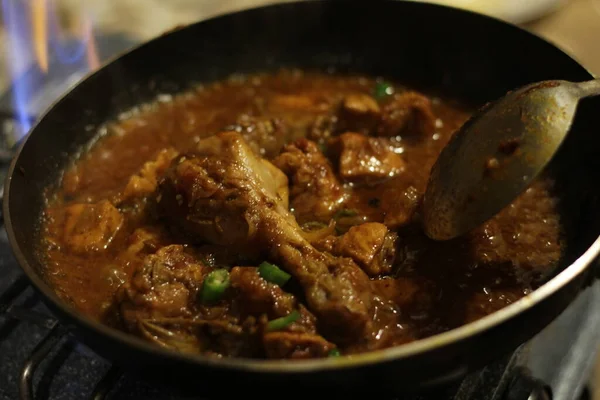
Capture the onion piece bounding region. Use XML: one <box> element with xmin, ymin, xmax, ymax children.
<box><xmin>300</xmin><ymin>220</ymin><xmax>336</xmax><ymax>243</ymax></box>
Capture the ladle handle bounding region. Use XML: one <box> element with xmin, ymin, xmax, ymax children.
<box><xmin>576</xmin><ymin>79</ymin><xmax>600</xmax><ymax>98</ymax></box>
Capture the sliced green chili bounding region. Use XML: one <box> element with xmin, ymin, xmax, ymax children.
<box><xmin>328</xmin><ymin>348</ymin><xmax>341</xmax><ymax>357</ymax></box>
<box><xmin>200</xmin><ymin>269</ymin><xmax>230</xmax><ymax>304</ymax></box>
<box><xmin>258</xmin><ymin>262</ymin><xmax>291</xmax><ymax>286</ymax></box>
<box><xmin>374</xmin><ymin>81</ymin><xmax>394</xmax><ymax>100</ymax></box>
<box><xmin>302</xmin><ymin>221</ymin><xmax>328</xmax><ymax>231</ymax></box>
<box><xmin>266</xmin><ymin>310</ymin><xmax>300</xmax><ymax>331</ymax></box>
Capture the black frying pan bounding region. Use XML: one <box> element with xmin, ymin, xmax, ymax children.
<box><xmin>4</xmin><ymin>1</ymin><xmax>600</xmax><ymax>397</ymax></box>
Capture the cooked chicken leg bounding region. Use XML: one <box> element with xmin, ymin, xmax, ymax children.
<box><xmin>156</xmin><ymin>131</ymin><xmax>398</xmax><ymax>343</ymax></box>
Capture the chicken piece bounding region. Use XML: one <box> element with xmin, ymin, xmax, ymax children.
<box><xmin>120</xmin><ymin>148</ymin><xmax>179</xmax><ymax>204</ymax></box>
<box><xmin>269</xmin><ymin>231</ymin><xmax>382</xmax><ymax>343</ymax></box>
<box><xmin>118</xmin><ymin>243</ymin><xmax>262</xmax><ymax>357</ymax></box>
<box><xmin>157</xmin><ymin>132</ymin><xmax>289</xmax><ymax>254</ymax></box>
<box><xmin>112</xmin><ymin>227</ymin><xmax>168</xmax><ymax>283</ymax></box>
<box><xmin>230</xmin><ymin>267</ymin><xmax>320</xmax><ymax>337</ymax></box>
<box><xmin>96</xmin><ymin>228</ymin><xmax>166</xmax><ymax>298</ymax></box>
<box><xmin>337</xmin><ymin>93</ymin><xmax>381</xmax><ymax>134</ymax></box>
<box><xmin>272</xmin><ymin>138</ymin><xmax>345</xmax><ymax>223</ymax></box>
<box><xmin>62</xmin><ymin>200</ymin><xmax>123</xmax><ymax>254</ymax></box>
<box><xmin>314</xmin><ymin>223</ymin><xmax>397</xmax><ymax>276</ymax></box>
<box><xmin>263</xmin><ymin>331</ymin><xmax>335</xmax><ymax>359</ymax></box>
<box><xmin>230</xmin><ymin>266</ymin><xmax>296</xmax><ymax>319</ymax></box>
<box><xmin>224</xmin><ymin>114</ymin><xmax>288</xmax><ymax>158</ymax></box>
<box><xmin>330</xmin><ymin>132</ymin><xmax>406</xmax><ymax>185</ymax></box>
<box><xmin>119</xmin><ymin>244</ymin><xmax>209</xmax><ymax>329</ymax></box>
<box><xmin>377</xmin><ymin>91</ymin><xmax>436</xmax><ymax>137</ymax></box>
<box><xmin>157</xmin><ymin>131</ymin><xmax>398</xmax><ymax>344</ymax></box>
<box><xmin>383</xmin><ymin>186</ymin><xmax>420</xmax><ymax>230</ymax></box>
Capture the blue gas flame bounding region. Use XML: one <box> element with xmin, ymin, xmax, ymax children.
<box><xmin>2</xmin><ymin>0</ymin><xmax>35</xmax><ymax>133</ymax></box>
<box><xmin>1</xmin><ymin>0</ymin><xmax>96</xmax><ymax>140</ymax></box>
<box><xmin>49</xmin><ymin>5</ymin><xmax>88</xmax><ymax>65</ymax></box>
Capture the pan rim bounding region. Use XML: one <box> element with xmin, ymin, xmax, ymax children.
<box><xmin>3</xmin><ymin>0</ymin><xmax>600</xmax><ymax>374</ymax></box>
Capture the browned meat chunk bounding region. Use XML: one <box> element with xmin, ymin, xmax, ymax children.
<box><xmin>230</xmin><ymin>267</ymin><xmax>328</xmax><ymax>346</ymax></box>
<box><xmin>383</xmin><ymin>186</ymin><xmax>420</xmax><ymax>229</ymax></box>
<box><xmin>157</xmin><ymin>132</ymin><xmax>289</xmax><ymax>255</ymax></box>
<box><xmin>330</xmin><ymin>132</ymin><xmax>406</xmax><ymax>184</ymax></box>
<box><xmin>119</xmin><ymin>245</ymin><xmax>208</xmax><ymax>329</ymax></box>
<box><xmin>263</xmin><ymin>331</ymin><xmax>334</xmax><ymax>359</ymax></box>
<box><xmin>335</xmin><ymin>223</ymin><xmax>397</xmax><ymax>276</ymax></box>
<box><xmin>120</xmin><ymin>148</ymin><xmax>178</xmax><ymax>204</ymax></box>
<box><xmin>120</xmin><ymin>247</ymin><xmax>263</xmax><ymax>357</ymax></box>
<box><xmin>225</xmin><ymin>114</ymin><xmax>288</xmax><ymax>158</ymax></box>
<box><xmin>337</xmin><ymin>93</ymin><xmax>381</xmax><ymax>134</ymax></box>
<box><xmin>92</xmin><ymin>228</ymin><xmax>168</xmax><ymax>301</ymax></box>
<box><xmin>62</xmin><ymin>200</ymin><xmax>123</xmax><ymax>254</ymax></box>
<box><xmin>230</xmin><ymin>266</ymin><xmax>295</xmax><ymax>319</ymax></box>
<box><xmin>272</xmin><ymin>240</ymin><xmax>379</xmax><ymax>344</ymax></box>
<box><xmin>156</xmin><ymin>131</ymin><xmax>398</xmax><ymax>344</ymax></box>
<box><xmin>314</xmin><ymin>223</ymin><xmax>397</xmax><ymax>276</ymax></box>
<box><xmin>116</xmin><ymin>245</ymin><xmax>269</xmax><ymax>356</ymax></box>
<box><xmin>273</xmin><ymin>138</ymin><xmax>345</xmax><ymax>223</ymax></box>
<box><xmin>377</xmin><ymin>92</ymin><xmax>436</xmax><ymax>137</ymax></box>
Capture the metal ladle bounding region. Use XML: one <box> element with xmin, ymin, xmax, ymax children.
<box><xmin>422</xmin><ymin>79</ymin><xmax>600</xmax><ymax>241</ymax></box>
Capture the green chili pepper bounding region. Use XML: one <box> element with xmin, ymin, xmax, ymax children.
<box><xmin>374</xmin><ymin>81</ymin><xmax>394</xmax><ymax>100</ymax></box>
<box><xmin>328</xmin><ymin>348</ymin><xmax>341</xmax><ymax>357</ymax></box>
<box><xmin>258</xmin><ymin>262</ymin><xmax>291</xmax><ymax>286</ymax></box>
<box><xmin>302</xmin><ymin>221</ymin><xmax>328</xmax><ymax>231</ymax></box>
<box><xmin>266</xmin><ymin>310</ymin><xmax>300</xmax><ymax>331</ymax></box>
<box><xmin>200</xmin><ymin>269</ymin><xmax>230</xmax><ymax>304</ymax></box>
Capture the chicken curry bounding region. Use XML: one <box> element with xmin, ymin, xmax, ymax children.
<box><xmin>39</xmin><ymin>70</ymin><xmax>563</xmax><ymax>359</ymax></box>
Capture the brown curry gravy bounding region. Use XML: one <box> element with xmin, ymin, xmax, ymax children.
<box><xmin>39</xmin><ymin>70</ymin><xmax>563</xmax><ymax>357</ymax></box>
